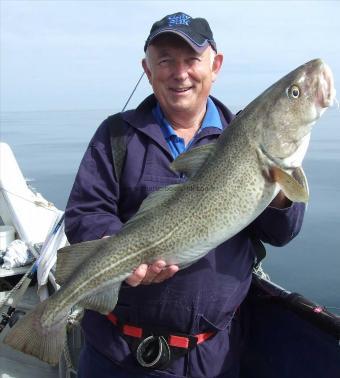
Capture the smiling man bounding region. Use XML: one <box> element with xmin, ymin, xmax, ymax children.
<box><xmin>141</xmin><ymin>33</ymin><xmax>223</xmax><ymax>145</ymax></box>
<box><xmin>64</xmin><ymin>12</ymin><xmax>304</xmax><ymax>378</ymax></box>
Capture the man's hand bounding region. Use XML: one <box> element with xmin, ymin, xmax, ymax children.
<box><xmin>125</xmin><ymin>260</ymin><xmax>179</xmax><ymax>287</ymax></box>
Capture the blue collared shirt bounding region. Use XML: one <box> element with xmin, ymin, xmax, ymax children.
<box><xmin>152</xmin><ymin>97</ymin><xmax>223</xmax><ymax>158</ymax></box>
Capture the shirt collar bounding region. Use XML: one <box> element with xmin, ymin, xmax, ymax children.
<box><xmin>201</xmin><ymin>97</ymin><xmax>223</xmax><ymax>130</ymax></box>
<box><xmin>152</xmin><ymin>97</ymin><xmax>223</xmax><ymax>141</ymax></box>
<box><xmin>152</xmin><ymin>103</ymin><xmax>177</xmax><ymax>139</ymax></box>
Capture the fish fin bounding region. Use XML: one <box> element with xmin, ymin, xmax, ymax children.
<box><xmin>3</xmin><ymin>300</ymin><xmax>67</xmax><ymax>365</ymax></box>
<box><xmin>170</xmin><ymin>143</ymin><xmax>216</xmax><ymax>178</ymax></box>
<box><xmin>122</xmin><ymin>184</ymin><xmax>180</xmax><ymax>230</ymax></box>
<box><xmin>56</xmin><ymin>238</ymin><xmax>110</xmax><ymax>285</ymax></box>
<box><xmin>292</xmin><ymin>166</ymin><xmax>310</xmax><ymax>197</ymax></box>
<box><xmin>271</xmin><ymin>166</ymin><xmax>309</xmax><ymax>203</ymax></box>
<box><xmin>79</xmin><ymin>282</ymin><xmax>121</xmax><ymax>314</ymax></box>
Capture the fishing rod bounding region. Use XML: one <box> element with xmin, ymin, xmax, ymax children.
<box><xmin>0</xmin><ymin>214</ymin><xmax>65</xmax><ymax>333</ymax></box>
<box><xmin>121</xmin><ymin>71</ymin><xmax>145</xmax><ymax>111</ymax></box>
<box><xmin>0</xmin><ymin>263</ymin><xmax>36</xmax><ymax>332</ymax></box>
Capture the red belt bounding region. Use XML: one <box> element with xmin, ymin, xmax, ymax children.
<box><xmin>107</xmin><ymin>313</ymin><xmax>214</xmax><ymax>349</ymax></box>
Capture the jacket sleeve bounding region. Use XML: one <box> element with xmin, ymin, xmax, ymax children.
<box><xmin>247</xmin><ymin>202</ymin><xmax>305</xmax><ymax>246</ymax></box>
<box><xmin>64</xmin><ymin>120</ymin><xmax>123</xmax><ymax>244</ymax></box>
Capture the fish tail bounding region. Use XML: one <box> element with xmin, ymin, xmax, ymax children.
<box><xmin>3</xmin><ymin>300</ymin><xmax>67</xmax><ymax>365</ymax></box>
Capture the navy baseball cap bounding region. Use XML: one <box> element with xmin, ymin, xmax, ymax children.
<box><xmin>144</xmin><ymin>12</ymin><xmax>217</xmax><ymax>53</ymax></box>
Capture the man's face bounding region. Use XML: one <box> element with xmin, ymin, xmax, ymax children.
<box><xmin>142</xmin><ymin>34</ymin><xmax>223</xmax><ymax>118</ymax></box>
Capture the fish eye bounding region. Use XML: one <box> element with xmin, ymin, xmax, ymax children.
<box><xmin>287</xmin><ymin>85</ymin><xmax>300</xmax><ymax>99</ymax></box>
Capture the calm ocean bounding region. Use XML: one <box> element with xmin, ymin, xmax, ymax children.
<box><xmin>0</xmin><ymin>107</ymin><xmax>339</xmax><ymax>312</ymax></box>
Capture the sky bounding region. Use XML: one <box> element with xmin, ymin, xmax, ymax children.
<box><xmin>1</xmin><ymin>0</ymin><xmax>339</xmax><ymax>112</ymax></box>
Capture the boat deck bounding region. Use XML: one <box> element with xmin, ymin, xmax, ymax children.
<box><xmin>0</xmin><ymin>267</ymin><xmax>29</xmax><ymax>278</ymax></box>
<box><xmin>0</xmin><ymin>284</ymin><xmax>58</xmax><ymax>378</ymax></box>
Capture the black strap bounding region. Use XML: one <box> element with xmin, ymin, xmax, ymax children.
<box><xmin>108</xmin><ymin>113</ymin><xmax>130</xmax><ymax>182</ymax></box>
<box><xmin>251</xmin><ymin>236</ymin><xmax>267</xmax><ymax>268</ymax></box>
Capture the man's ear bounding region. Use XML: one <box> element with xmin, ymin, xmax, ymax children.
<box><xmin>211</xmin><ymin>53</ymin><xmax>223</xmax><ymax>82</ymax></box>
<box><xmin>142</xmin><ymin>58</ymin><xmax>152</xmax><ymax>83</ymax></box>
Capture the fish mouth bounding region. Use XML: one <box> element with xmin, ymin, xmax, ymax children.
<box><xmin>317</xmin><ymin>61</ymin><xmax>336</xmax><ymax>108</ymax></box>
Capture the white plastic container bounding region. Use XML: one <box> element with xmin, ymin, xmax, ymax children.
<box><xmin>0</xmin><ymin>225</ymin><xmax>15</xmax><ymax>251</ymax></box>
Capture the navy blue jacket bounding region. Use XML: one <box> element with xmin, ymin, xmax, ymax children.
<box><xmin>65</xmin><ymin>95</ymin><xmax>305</xmax><ymax>377</ymax></box>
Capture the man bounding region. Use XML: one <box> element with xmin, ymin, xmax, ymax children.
<box><xmin>64</xmin><ymin>12</ymin><xmax>305</xmax><ymax>378</ymax></box>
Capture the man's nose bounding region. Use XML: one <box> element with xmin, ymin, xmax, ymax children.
<box><xmin>172</xmin><ymin>61</ymin><xmax>189</xmax><ymax>80</ymax></box>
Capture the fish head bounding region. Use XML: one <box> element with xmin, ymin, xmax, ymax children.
<box><xmin>252</xmin><ymin>58</ymin><xmax>336</xmax><ymax>168</ymax></box>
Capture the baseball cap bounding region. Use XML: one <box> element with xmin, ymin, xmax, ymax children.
<box><xmin>144</xmin><ymin>12</ymin><xmax>217</xmax><ymax>53</ymax></box>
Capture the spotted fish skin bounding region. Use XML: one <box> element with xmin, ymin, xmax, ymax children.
<box><xmin>3</xmin><ymin>59</ymin><xmax>336</xmax><ymax>365</ymax></box>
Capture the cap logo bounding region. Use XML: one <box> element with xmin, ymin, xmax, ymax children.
<box><xmin>167</xmin><ymin>14</ymin><xmax>191</xmax><ymax>27</ymax></box>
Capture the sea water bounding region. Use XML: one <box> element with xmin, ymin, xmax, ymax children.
<box><xmin>0</xmin><ymin>107</ymin><xmax>339</xmax><ymax>312</ymax></box>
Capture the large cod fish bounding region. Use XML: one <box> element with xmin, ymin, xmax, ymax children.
<box><xmin>4</xmin><ymin>59</ymin><xmax>336</xmax><ymax>364</ymax></box>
